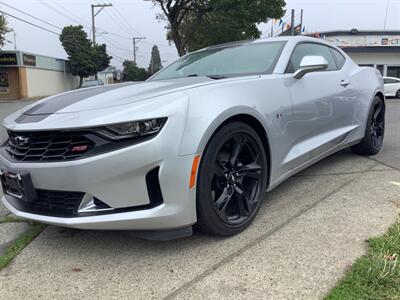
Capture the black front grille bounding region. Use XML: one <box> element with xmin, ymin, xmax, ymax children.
<box><xmin>7</xmin><ymin>189</ymin><xmax>85</xmax><ymax>217</ymax></box>
<box><xmin>5</xmin><ymin>131</ymin><xmax>94</xmax><ymax>162</ymax></box>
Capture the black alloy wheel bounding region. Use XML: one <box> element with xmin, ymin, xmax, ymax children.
<box><xmin>351</xmin><ymin>96</ymin><xmax>385</xmax><ymax>156</ymax></box>
<box><xmin>370</xmin><ymin>100</ymin><xmax>385</xmax><ymax>151</ymax></box>
<box><xmin>195</xmin><ymin>122</ymin><xmax>267</xmax><ymax>236</ymax></box>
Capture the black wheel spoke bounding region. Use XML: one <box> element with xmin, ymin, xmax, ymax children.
<box><xmin>373</xmin><ymin>105</ymin><xmax>382</xmax><ymax>120</ymax></box>
<box><xmin>235</xmin><ymin>184</ymin><xmax>253</xmax><ymax>214</ymax></box>
<box><xmin>215</xmin><ymin>187</ymin><xmax>233</xmax><ymax>215</ymax></box>
<box><xmin>237</xmin><ymin>162</ymin><xmax>263</xmax><ymax>179</ymax></box>
<box><xmin>236</xmin><ymin>192</ymin><xmax>249</xmax><ymax>217</ymax></box>
<box><xmin>215</xmin><ymin>156</ymin><xmax>228</xmax><ymax>178</ymax></box>
<box><xmin>230</xmin><ymin>136</ymin><xmax>247</xmax><ymax>167</ymax></box>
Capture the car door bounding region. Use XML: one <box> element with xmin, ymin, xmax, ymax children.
<box><xmin>282</xmin><ymin>42</ymin><xmax>356</xmax><ymax>173</ymax></box>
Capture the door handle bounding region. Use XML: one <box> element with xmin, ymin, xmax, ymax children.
<box><xmin>340</xmin><ymin>80</ymin><xmax>350</xmax><ymax>87</ymax></box>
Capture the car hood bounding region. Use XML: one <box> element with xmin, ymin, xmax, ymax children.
<box><xmin>20</xmin><ymin>77</ymin><xmax>215</xmax><ymax>116</ymax></box>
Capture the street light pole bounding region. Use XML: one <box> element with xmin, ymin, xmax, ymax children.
<box><xmin>91</xmin><ymin>3</ymin><xmax>112</xmax><ymax>79</ymax></box>
<box><xmin>133</xmin><ymin>37</ymin><xmax>145</xmax><ymax>65</ymax></box>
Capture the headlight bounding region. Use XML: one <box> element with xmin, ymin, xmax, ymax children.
<box><xmin>95</xmin><ymin>118</ymin><xmax>167</xmax><ymax>140</ymax></box>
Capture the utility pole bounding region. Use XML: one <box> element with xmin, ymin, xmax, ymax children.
<box><xmin>270</xmin><ymin>19</ymin><xmax>274</xmax><ymax>37</ymax></box>
<box><xmin>299</xmin><ymin>9</ymin><xmax>304</xmax><ymax>35</ymax></box>
<box><xmin>91</xmin><ymin>3</ymin><xmax>112</xmax><ymax>79</ymax></box>
<box><xmin>290</xmin><ymin>9</ymin><xmax>295</xmax><ymax>36</ymax></box>
<box><xmin>12</xmin><ymin>30</ymin><xmax>16</xmax><ymax>50</ymax></box>
<box><xmin>133</xmin><ymin>37</ymin><xmax>145</xmax><ymax>65</ymax></box>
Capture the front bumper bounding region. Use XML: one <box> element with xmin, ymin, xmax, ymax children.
<box><xmin>0</xmin><ymin>117</ymin><xmax>198</xmax><ymax>230</ymax></box>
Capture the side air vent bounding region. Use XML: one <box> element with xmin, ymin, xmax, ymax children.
<box><xmin>145</xmin><ymin>167</ymin><xmax>164</xmax><ymax>206</ymax></box>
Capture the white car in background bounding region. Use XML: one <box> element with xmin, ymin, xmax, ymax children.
<box><xmin>383</xmin><ymin>77</ymin><xmax>400</xmax><ymax>98</ymax></box>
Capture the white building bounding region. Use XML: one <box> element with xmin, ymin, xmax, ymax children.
<box><xmin>320</xmin><ymin>30</ymin><xmax>400</xmax><ymax>78</ymax></box>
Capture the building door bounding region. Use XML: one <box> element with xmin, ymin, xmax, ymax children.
<box><xmin>0</xmin><ymin>67</ymin><xmax>20</xmax><ymax>100</ymax></box>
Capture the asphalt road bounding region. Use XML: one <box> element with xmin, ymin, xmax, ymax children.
<box><xmin>0</xmin><ymin>98</ymin><xmax>399</xmax><ymax>299</ymax></box>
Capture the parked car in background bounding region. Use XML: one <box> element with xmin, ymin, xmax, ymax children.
<box><xmin>81</xmin><ymin>79</ymin><xmax>104</xmax><ymax>88</ymax></box>
<box><xmin>383</xmin><ymin>77</ymin><xmax>400</xmax><ymax>98</ymax></box>
<box><xmin>0</xmin><ymin>36</ymin><xmax>385</xmax><ymax>236</ymax></box>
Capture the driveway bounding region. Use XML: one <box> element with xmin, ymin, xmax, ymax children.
<box><xmin>0</xmin><ymin>99</ymin><xmax>399</xmax><ymax>299</ymax></box>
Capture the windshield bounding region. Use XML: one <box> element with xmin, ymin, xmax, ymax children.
<box><xmin>149</xmin><ymin>41</ymin><xmax>286</xmax><ymax>81</ymax></box>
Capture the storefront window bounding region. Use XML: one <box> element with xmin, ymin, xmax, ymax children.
<box><xmin>387</xmin><ymin>66</ymin><xmax>400</xmax><ymax>79</ymax></box>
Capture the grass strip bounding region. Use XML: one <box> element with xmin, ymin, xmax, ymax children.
<box><xmin>326</xmin><ymin>218</ymin><xmax>400</xmax><ymax>300</ymax></box>
<box><xmin>0</xmin><ymin>215</ymin><xmax>28</xmax><ymax>224</ymax></box>
<box><xmin>0</xmin><ymin>222</ymin><xmax>46</xmax><ymax>270</ymax></box>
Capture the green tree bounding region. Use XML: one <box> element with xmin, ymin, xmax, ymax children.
<box><xmin>148</xmin><ymin>0</ymin><xmax>285</xmax><ymax>55</ymax></box>
<box><xmin>148</xmin><ymin>45</ymin><xmax>163</xmax><ymax>75</ymax></box>
<box><xmin>59</xmin><ymin>25</ymin><xmax>112</xmax><ymax>87</ymax></box>
<box><xmin>123</xmin><ymin>60</ymin><xmax>149</xmax><ymax>81</ymax></box>
<box><xmin>0</xmin><ymin>14</ymin><xmax>11</xmax><ymax>49</ymax></box>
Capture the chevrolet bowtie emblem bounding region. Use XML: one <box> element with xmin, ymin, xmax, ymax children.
<box><xmin>14</xmin><ymin>136</ymin><xmax>30</xmax><ymax>146</ymax></box>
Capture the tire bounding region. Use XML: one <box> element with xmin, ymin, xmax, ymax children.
<box><xmin>195</xmin><ymin>121</ymin><xmax>268</xmax><ymax>236</ymax></box>
<box><xmin>396</xmin><ymin>89</ymin><xmax>400</xmax><ymax>99</ymax></box>
<box><xmin>351</xmin><ymin>96</ymin><xmax>385</xmax><ymax>156</ymax></box>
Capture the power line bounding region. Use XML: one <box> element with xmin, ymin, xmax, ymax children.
<box><xmin>0</xmin><ymin>10</ymin><xmax>60</xmax><ymax>36</ymax></box>
<box><xmin>112</xmin><ymin>3</ymin><xmax>138</xmax><ymax>34</ymax></box>
<box><xmin>48</xmin><ymin>0</ymin><xmax>92</xmax><ymax>28</ymax></box>
<box><xmin>99</xmin><ymin>0</ymin><xmax>172</xmax><ymax>48</ymax></box>
<box><xmin>39</xmin><ymin>0</ymin><xmax>85</xmax><ymax>26</ymax></box>
<box><xmin>0</xmin><ymin>1</ymin><xmax>62</xmax><ymax>30</ymax></box>
<box><xmin>106</xmin><ymin>49</ymin><xmax>125</xmax><ymax>62</ymax></box>
<box><xmin>104</xmin><ymin>7</ymin><xmax>133</xmax><ymax>36</ymax></box>
<box><xmin>384</xmin><ymin>0</ymin><xmax>390</xmax><ymax>30</ymax></box>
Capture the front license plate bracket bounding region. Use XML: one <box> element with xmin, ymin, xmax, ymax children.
<box><xmin>0</xmin><ymin>169</ymin><xmax>37</xmax><ymax>202</ymax></box>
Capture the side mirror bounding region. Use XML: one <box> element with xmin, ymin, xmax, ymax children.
<box><xmin>293</xmin><ymin>56</ymin><xmax>329</xmax><ymax>79</ymax></box>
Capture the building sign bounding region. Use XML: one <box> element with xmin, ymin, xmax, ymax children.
<box><xmin>325</xmin><ymin>35</ymin><xmax>400</xmax><ymax>48</ymax></box>
<box><xmin>22</xmin><ymin>54</ymin><xmax>36</xmax><ymax>67</ymax></box>
<box><xmin>0</xmin><ymin>72</ymin><xmax>10</xmax><ymax>94</ymax></box>
<box><xmin>381</xmin><ymin>37</ymin><xmax>400</xmax><ymax>46</ymax></box>
<box><xmin>0</xmin><ymin>53</ymin><xmax>18</xmax><ymax>66</ymax></box>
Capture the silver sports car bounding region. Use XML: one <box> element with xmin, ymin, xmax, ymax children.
<box><xmin>0</xmin><ymin>36</ymin><xmax>385</xmax><ymax>236</ymax></box>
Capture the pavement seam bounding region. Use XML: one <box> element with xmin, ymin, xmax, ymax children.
<box><xmin>164</xmin><ymin>181</ymin><xmax>354</xmax><ymax>300</ymax></box>
<box><xmin>366</xmin><ymin>157</ymin><xmax>400</xmax><ymax>171</ymax></box>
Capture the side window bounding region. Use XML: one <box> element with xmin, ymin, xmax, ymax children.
<box><xmin>330</xmin><ymin>48</ymin><xmax>346</xmax><ymax>69</ymax></box>
<box><xmin>287</xmin><ymin>43</ymin><xmax>337</xmax><ymax>73</ymax></box>
<box><xmin>384</xmin><ymin>78</ymin><xmax>398</xmax><ymax>84</ymax></box>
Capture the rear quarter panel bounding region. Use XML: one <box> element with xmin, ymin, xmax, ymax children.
<box><xmin>345</xmin><ymin>65</ymin><xmax>384</xmax><ymax>142</ymax></box>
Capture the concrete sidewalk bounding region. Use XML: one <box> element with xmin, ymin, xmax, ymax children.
<box><xmin>0</xmin><ymin>152</ymin><xmax>399</xmax><ymax>299</ymax></box>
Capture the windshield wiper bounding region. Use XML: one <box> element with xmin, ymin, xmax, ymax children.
<box><xmin>186</xmin><ymin>74</ymin><xmax>227</xmax><ymax>80</ymax></box>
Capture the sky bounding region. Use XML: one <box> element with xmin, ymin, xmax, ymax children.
<box><xmin>1</xmin><ymin>0</ymin><xmax>400</xmax><ymax>69</ymax></box>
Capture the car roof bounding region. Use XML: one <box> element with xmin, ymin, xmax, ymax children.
<box><xmin>383</xmin><ymin>77</ymin><xmax>400</xmax><ymax>80</ymax></box>
<box><xmin>198</xmin><ymin>36</ymin><xmax>337</xmax><ymax>53</ymax></box>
